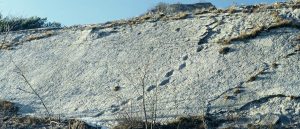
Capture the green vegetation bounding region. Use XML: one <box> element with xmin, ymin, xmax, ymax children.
<box><xmin>149</xmin><ymin>2</ymin><xmax>215</xmax><ymax>15</ymax></box>
<box><xmin>0</xmin><ymin>14</ymin><xmax>61</xmax><ymax>32</ymax></box>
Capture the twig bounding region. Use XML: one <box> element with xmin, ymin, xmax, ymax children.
<box><xmin>11</xmin><ymin>59</ymin><xmax>51</xmax><ymax>117</ymax></box>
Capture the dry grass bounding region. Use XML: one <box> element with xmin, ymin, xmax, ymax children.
<box><xmin>224</xmin><ymin>95</ymin><xmax>230</xmax><ymax>100</ymax></box>
<box><xmin>212</xmin><ymin>9</ymin><xmax>223</xmax><ymax>14</ymax></box>
<box><xmin>219</xmin><ymin>9</ymin><xmax>299</xmax><ymax>45</ymax></box>
<box><xmin>26</xmin><ymin>31</ymin><xmax>54</xmax><ymax>41</ymax></box>
<box><xmin>233</xmin><ymin>27</ymin><xmax>262</xmax><ymax>41</ymax></box>
<box><xmin>113</xmin><ymin>116</ymin><xmax>208</xmax><ymax>129</ymax></box>
<box><xmin>68</xmin><ymin>119</ymin><xmax>97</xmax><ymax>129</ymax></box>
<box><xmin>0</xmin><ymin>100</ymin><xmax>96</xmax><ymax>129</ymax></box>
<box><xmin>2</xmin><ymin>116</ymin><xmax>96</xmax><ymax>129</ymax></box>
<box><xmin>166</xmin><ymin>116</ymin><xmax>207</xmax><ymax>129</ymax></box>
<box><xmin>1</xmin><ymin>30</ymin><xmax>56</xmax><ymax>50</ymax></box>
<box><xmin>113</xmin><ymin>118</ymin><xmax>146</xmax><ymax>129</ymax></box>
<box><xmin>247</xmin><ymin>76</ymin><xmax>256</xmax><ymax>83</ymax></box>
<box><xmin>273</xmin><ymin>3</ymin><xmax>282</xmax><ymax>9</ymax></box>
<box><xmin>0</xmin><ymin>43</ymin><xmax>12</xmax><ymax>50</ymax></box>
<box><xmin>272</xmin><ymin>2</ymin><xmax>288</xmax><ymax>9</ymax></box>
<box><xmin>252</xmin><ymin>4</ymin><xmax>267</xmax><ymax>13</ymax></box>
<box><xmin>218</xmin><ymin>26</ymin><xmax>263</xmax><ymax>45</ymax></box>
<box><xmin>220</xmin><ymin>18</ymin><xmax>300</xmax><ymax>45</ymax></box>
<box><xmin>10</xmin><ymin>116</ymin><xmax>51</xmax><ymax>126</ymax></box>
<box><xmin>193</xmin><ymin>10</ymin><xmax>209</xmax><ymax>15</ymax></box>
<box><xmin>0</xmin><ymin>100</ymin><xmax>18</xmax><ymax>115</ymax></box>
<box><xmin>172</xmin><ymin>12</ymin><xmax>189</xmax><ymax>20</ymax></box>
<box><xmin>219</xmin><ymin>47</ymin><xmax>231</xmax><ymax>54</ymax></box>
<box><xmin>268</xmin><ymin>19</ymin><xmax>297</xmax><ymax>29</ymax></box>
<box><xmin>140</xmin><ymin>15</ymin><xmax>151</xmax><ymax>21</ymax></box>
<box><xmin>295</xmin><ymin>44</ymin><xmax>300</xmax><ymax>52</ymax></box>
<box><xmin>221</xmin><ymin>39</ymin><xmax>231</xmax><ymax>45</ymax></box>
<box><xmin>113</xmin><ymin>114</ymin><xmax>297</xmax><ymax>129</ymax></box>
<box><xmin>233</xmin><ymin>88</ymin><xmax>242</xmax><ymax>95</ymax></box>
<box><xmin>226</xmin><ymin>6</ymin><xmax>237</xmax><ymax>14</ymax></box>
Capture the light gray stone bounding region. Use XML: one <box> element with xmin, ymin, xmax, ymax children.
<box><xmin>260</xmin><ymin>114</ymin><xmax>280</xmax><ymax>125</ymax></box>
<box><xmin>0</xmin><ymin>2</ymin><xmax>299</xmax><ymax>128</ymax></box>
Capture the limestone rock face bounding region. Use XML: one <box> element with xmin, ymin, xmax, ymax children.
<box><xmin>0</xmin><ymin>2</ymin><xmax>300</xmax><ymax>128</ymax></box>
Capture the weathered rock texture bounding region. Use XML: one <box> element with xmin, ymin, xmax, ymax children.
<box><xmin>0</xmin><ymin>2</ymin><xmax>300</xmax><ymax>128</ymax></box>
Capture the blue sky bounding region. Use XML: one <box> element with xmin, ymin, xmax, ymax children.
<box><xmin>0</xmin><ymin>0</ymin><xmax>284</xmax><ymax>26</ymax></box>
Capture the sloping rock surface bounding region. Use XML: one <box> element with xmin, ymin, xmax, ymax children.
<box><xmin>0</xmin><ymin>2</ymin><xmax>300</xmax><ymax>128</ymax></box>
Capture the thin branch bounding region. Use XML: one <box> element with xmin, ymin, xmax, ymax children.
<box><xmin>141</xmin><ymin>68</ymin><xmax>148</xmax><ymax>129</ymax></box>
<box><xmin>11</xmin><ymin>59</ymin><xmax>51</xmax><ymax>117</ymax></box>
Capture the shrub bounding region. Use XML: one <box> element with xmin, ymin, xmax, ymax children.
<box><xmin>151</xmin><ymin>2</ymin><xmax>184</xmax><ymax>15</ymax></box>
<box><xmin>0</xmin><ymin>13</ymin><xmax>61</xmax><ymax>32</ymax></box>
<box><xmin>172</xmin><ymin>12</ymin><xmax>189</xmax><ymax>20</ymax></box>
<box><xmin>149</xmin><ymin>2</ymin><xmax>216</xmax><ymax>15</ymax></box>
